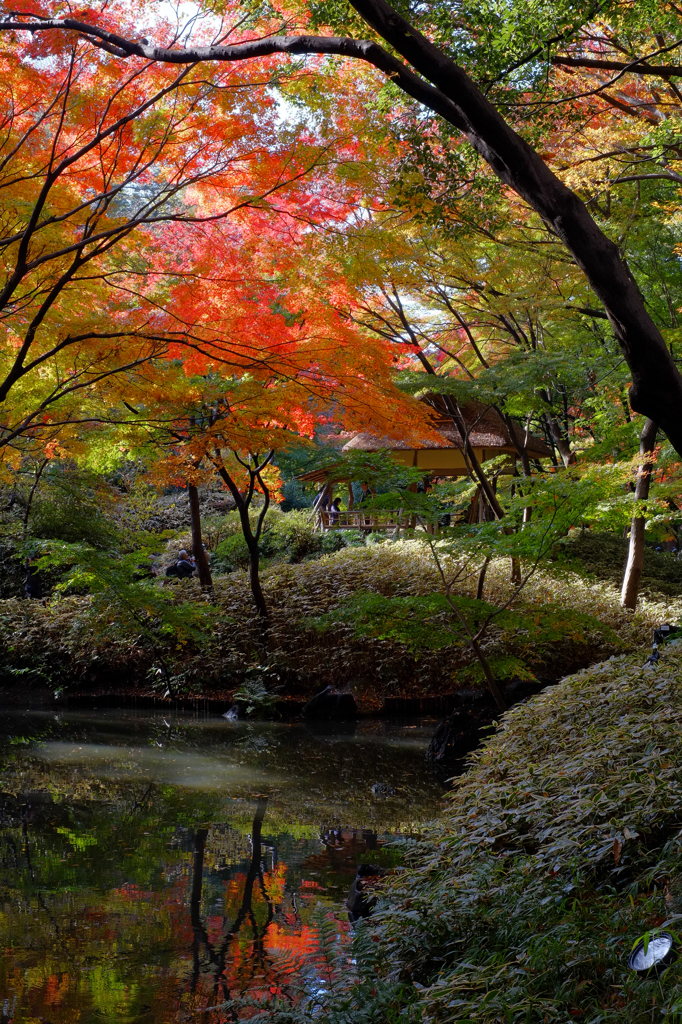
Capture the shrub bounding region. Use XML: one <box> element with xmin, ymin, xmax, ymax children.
<box><xmin>28</xmin><ymin>468</ymin><xmax>120</xmax><ymax>549</ymax></box>
<box><xmin>307</xmin><ymin>590</ymin><xmax>625</xmax><ymax>685</ymax></box>
<box><xmin>559</xmin><ymin>529</ymin><xmax>682</xmax><ymax>598</ymax></box>
<box><xmin>371</xmin><ymin>643</ymin><xmax>682</xmax><ymax>1022</ymax></box>
<box><xmin>210</xmin><ymin>508</ymin><xmax>348</xmax><ymax>570</ymax></box>
<box><xmin>2</xmin><ymin>541</ymin><xmax>680</xmax><ymax>701</ymax></box>
<box><xmin>214</xmin><ymin>532</ymin><xmax>252</xmax><ymax>571</ymax></box>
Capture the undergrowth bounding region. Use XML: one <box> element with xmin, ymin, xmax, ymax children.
<box><xmin>366</xmin><ymin>643</ymin><xmax>682</xmax><ymax>1022</ymax></box>
<box><xmin>560</xmin><ymin>529</ymin><xmax>682</xmax><ymax>599</ymax></box>
<box><xmin>0</xmin><ymin>541</ymin><xmax>680</xmax><ymax>700</ymax></box>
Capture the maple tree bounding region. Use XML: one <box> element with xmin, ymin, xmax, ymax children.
<box><xmin>0</xmin><ymin>10</ymin><xmax>360</xmax><ymax>472</ymax></box>
<box><xmin>0</xmin><ymin>0</ymin><xmax>681</xmax><ymax>620</ymax></box>
<box><xmin>121</xmin><ymin>218</ymin><xmax>438</xmax><ymax>618</ymax></box>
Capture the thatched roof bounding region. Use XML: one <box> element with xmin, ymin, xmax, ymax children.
<box><xmin>341</xmin><ymin>399</ymin><xmax>553</xmax><ymax>459</ymax></box>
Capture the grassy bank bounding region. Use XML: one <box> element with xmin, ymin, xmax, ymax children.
<box><xmin>366</xmin><ymin>643</ymin><xmax>682</xmax><ymax>1022</ymax></box>
<box><xmin>1</xmin><ymin>537</ymin><xmax>681</xmax><ymax>705</ymax></box>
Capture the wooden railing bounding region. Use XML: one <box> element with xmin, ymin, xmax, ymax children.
<box><xmin>318</xmin><ymin>508</ymin><xmax>415</xmax><ymax>532</ymax></box>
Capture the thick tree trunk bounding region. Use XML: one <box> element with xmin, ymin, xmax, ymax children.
<box><xmin>621</xmin><ymin>418</ymin><xmax>658</xmax><ymax>610</ymax></box>
<box><xmin>187</xmin><ymin>482</ymin><xmax>213</xmax><ymax>589</ymax></box>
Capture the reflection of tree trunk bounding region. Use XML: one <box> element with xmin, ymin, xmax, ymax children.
<box><xmin>241</xmin><ymin>799</ymin><xmax>267</xmax><ymax>916</ymax></box>
<box><xmin>188</xmin><ymin>483</ymin><xmax>213</xmax><ymax>589</ymax></box>
<box><xmin>621</xmin><ymin>418</ymin><xmax>658</xmax><ymax>610</ymax></box>
<box><xmin>187</xmin><ymin>803</ymin><xmax>273</xmax><ymax>1005</ymax></box>
<box><xmin>190</xmin><ymin>827</ymin><xmax>209</xmax><ymax>993</ymax></box>
<box><xmin>214</xmin><ymin>799</ymin><xmax>269</xmax><ymax>992</ymax></box>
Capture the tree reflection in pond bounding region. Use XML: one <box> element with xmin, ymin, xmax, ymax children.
<box><xmin>0</xmin><ymin>710</ymin><xmax>443</xmax><ymax>1021</ymax></box>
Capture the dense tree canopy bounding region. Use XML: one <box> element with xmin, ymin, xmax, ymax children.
<box><xmin>3</xmin><ymin>0</ymin><xmax>682</xmax><ymax>451</ymax></box>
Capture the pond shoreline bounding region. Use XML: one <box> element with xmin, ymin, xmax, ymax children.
<box><xmin>0</xmin><ymin>675</ymin><xmax>551</xmax><ymax>717</ymax></box>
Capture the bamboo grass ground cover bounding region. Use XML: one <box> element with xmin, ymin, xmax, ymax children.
<box><xmin>1</xmin><ymin>542</ymin><xmax>681</xmax><ymax>698</ymax></box>
<box><xmin>369</xmin><ymin>644</ymin><xmax>682</xmax><ymax>1022</ymax></box>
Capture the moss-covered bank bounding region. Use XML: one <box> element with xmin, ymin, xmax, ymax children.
<box><xmin>368</xmin><ymin>644</ymin><xmax>682</xmax><ymax>1021</ymax></box>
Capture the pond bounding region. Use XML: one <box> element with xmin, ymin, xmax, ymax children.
<box><xmin>0</xmin><ymin>708</ymin><xmax>445</xmax><ymax>1022</ymax></box>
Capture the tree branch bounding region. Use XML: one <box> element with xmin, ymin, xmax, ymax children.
<box><xmin>552</xmin><ymin>55</ymin><xmax>682</xmax><ymax>78</ymax></box>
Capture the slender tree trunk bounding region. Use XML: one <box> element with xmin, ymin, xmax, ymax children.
<box><xmin>470</xmin><ymin>635</ymin><xmax>507</xmax><ymax>713</ymax></box>
<box><xmin>246</xmin><ymin>534</ymin><xmax>268</xmax><ymax>620</ymax></box>
<box><xmin>546</xmin><ymin>413</ymin><xmax>576</xmax><ymax>466</ymax></box>
<box><xmin>230</xmin><ymin>488</ymin><xmax>268</xmax><ymax>621</ymax></box>
<box><xmin>213</xmin><ymin>454</ymin><xmax>273</xmax><ymax>622</ymax></box>
<box><xmin>445</xmin><ymin>396</ymin><xmax>505</xmax><ymax>519</ymax></box>
<box><xmin>621</xmin><ymin>418</ymin><xmax>658</xmax><ymax>610</ymax></box>
<box><xmin>188</xmin><ymin>482</ymin><xmax>213</xmax><ymax>589</ymax></box>
<box><xmin>416</xmin><ymin>348</ymin><xmax>505</xmax><ymax>519</ymax></box>
<box><xmin>476</xmin><ymin>556</ymin><xmax>490</xmax><ymax>601</ymax></box>
<box><xmin>22</xmin><ymin>457</ymin><xmax>48</xmax><ymax>546</ymax></box>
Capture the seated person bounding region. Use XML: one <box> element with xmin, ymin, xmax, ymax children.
<box><xmin>166</xmin><ymin>549</ymin><xmax>195</xmax><ymax>578</ymax></box>
<box><xmin>25</xmin><ymin>569</ymin><xmax>42</xmax><ymax>599</ymax></box>
<box><xmin>329</xmin><ymin>496</ymin><xmax>342</xmax><ymax>524</ymax></box>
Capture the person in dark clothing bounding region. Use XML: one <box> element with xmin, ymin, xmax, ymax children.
<box><xmin>357</xmin><ymin>481</ymin><xmax>371</xmax><ymax>505</ymax></box>
<box><xmin>24</xmin><ymin>569</ymin><xmax>42</xmax><ymax>599</ymax></box>
<box><xmin>166</xmin><ymin>549</ymin><xmax>195</xmax><ymax>578</ymax></box>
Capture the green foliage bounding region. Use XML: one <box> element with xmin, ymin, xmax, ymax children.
<box><xmin>213</xmin><ymin>508</ymin><xmax>347</xmax><ymax>571</ymax></box>
<box><xmin>215</xmin><ymin>531</ymin><xmax>252</xmax><ymax>570</ymax></box>
<box><xmin>308</xmin><ymin>588</ymin><xmax>624</xmax><ymax>683</ymax></box>
<box><xmin>28</xmin><ymin>466</ymin><xmax>120</xmax><ymax>549</ymax></box>
<box><xmin>28</xmin><ymin>540</ymin><xmax>214</xmax><ymax>695</ymax></box>
<box><xmin>369</xmin><ymin>643</ymin><xmax>682</xmax><ymax>1022</ymax></box>
<box><xmin>560</xmin><ymin>529</ymin><xmax>682</xmax><ymax>598</ymax></box>
<box><xmin>0</xmin><ymin>539</ymin><xmax>677</xmax><ymax>699</ymax></box>
<box><xmin>232</xmin><ymin>672</ymin><xmax>281</xmax><ymax>717</ymax></box>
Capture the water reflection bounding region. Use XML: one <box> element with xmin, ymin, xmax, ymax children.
<box><xmin>0</xmin><ymin>709</ymin><xmax>443</xmax><ymax>1022</ymax></box>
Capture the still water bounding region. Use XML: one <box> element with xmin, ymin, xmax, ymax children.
<box><xmin>0</xmin><ymin>709</ymin><xmax>444</xmax><ymax>1022</ymax></box>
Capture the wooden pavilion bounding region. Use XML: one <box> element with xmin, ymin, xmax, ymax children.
<box><xmin>298</xmin><ymin>398</ymin><xmax>553</xmax><ymax>531</ymax></box>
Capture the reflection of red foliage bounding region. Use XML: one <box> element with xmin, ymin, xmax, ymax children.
<box><xmin>265</xmin><ymin>923</ymin><xmax>318</xmax><ymax>957</ymax></box>
<box><xmin>44</xmin><ymin>973</ymin><xmax>70</xmax><ymax>1006</ymax></box>
<box><xmin>114</xmin><ymin>882</ymin><xmax>152</xmax><ymax>901</ymax></box>
<box><xmin>298</xmin><ymin>880</ymin><xmax>326</xmax><ymax>899</ymax></box>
